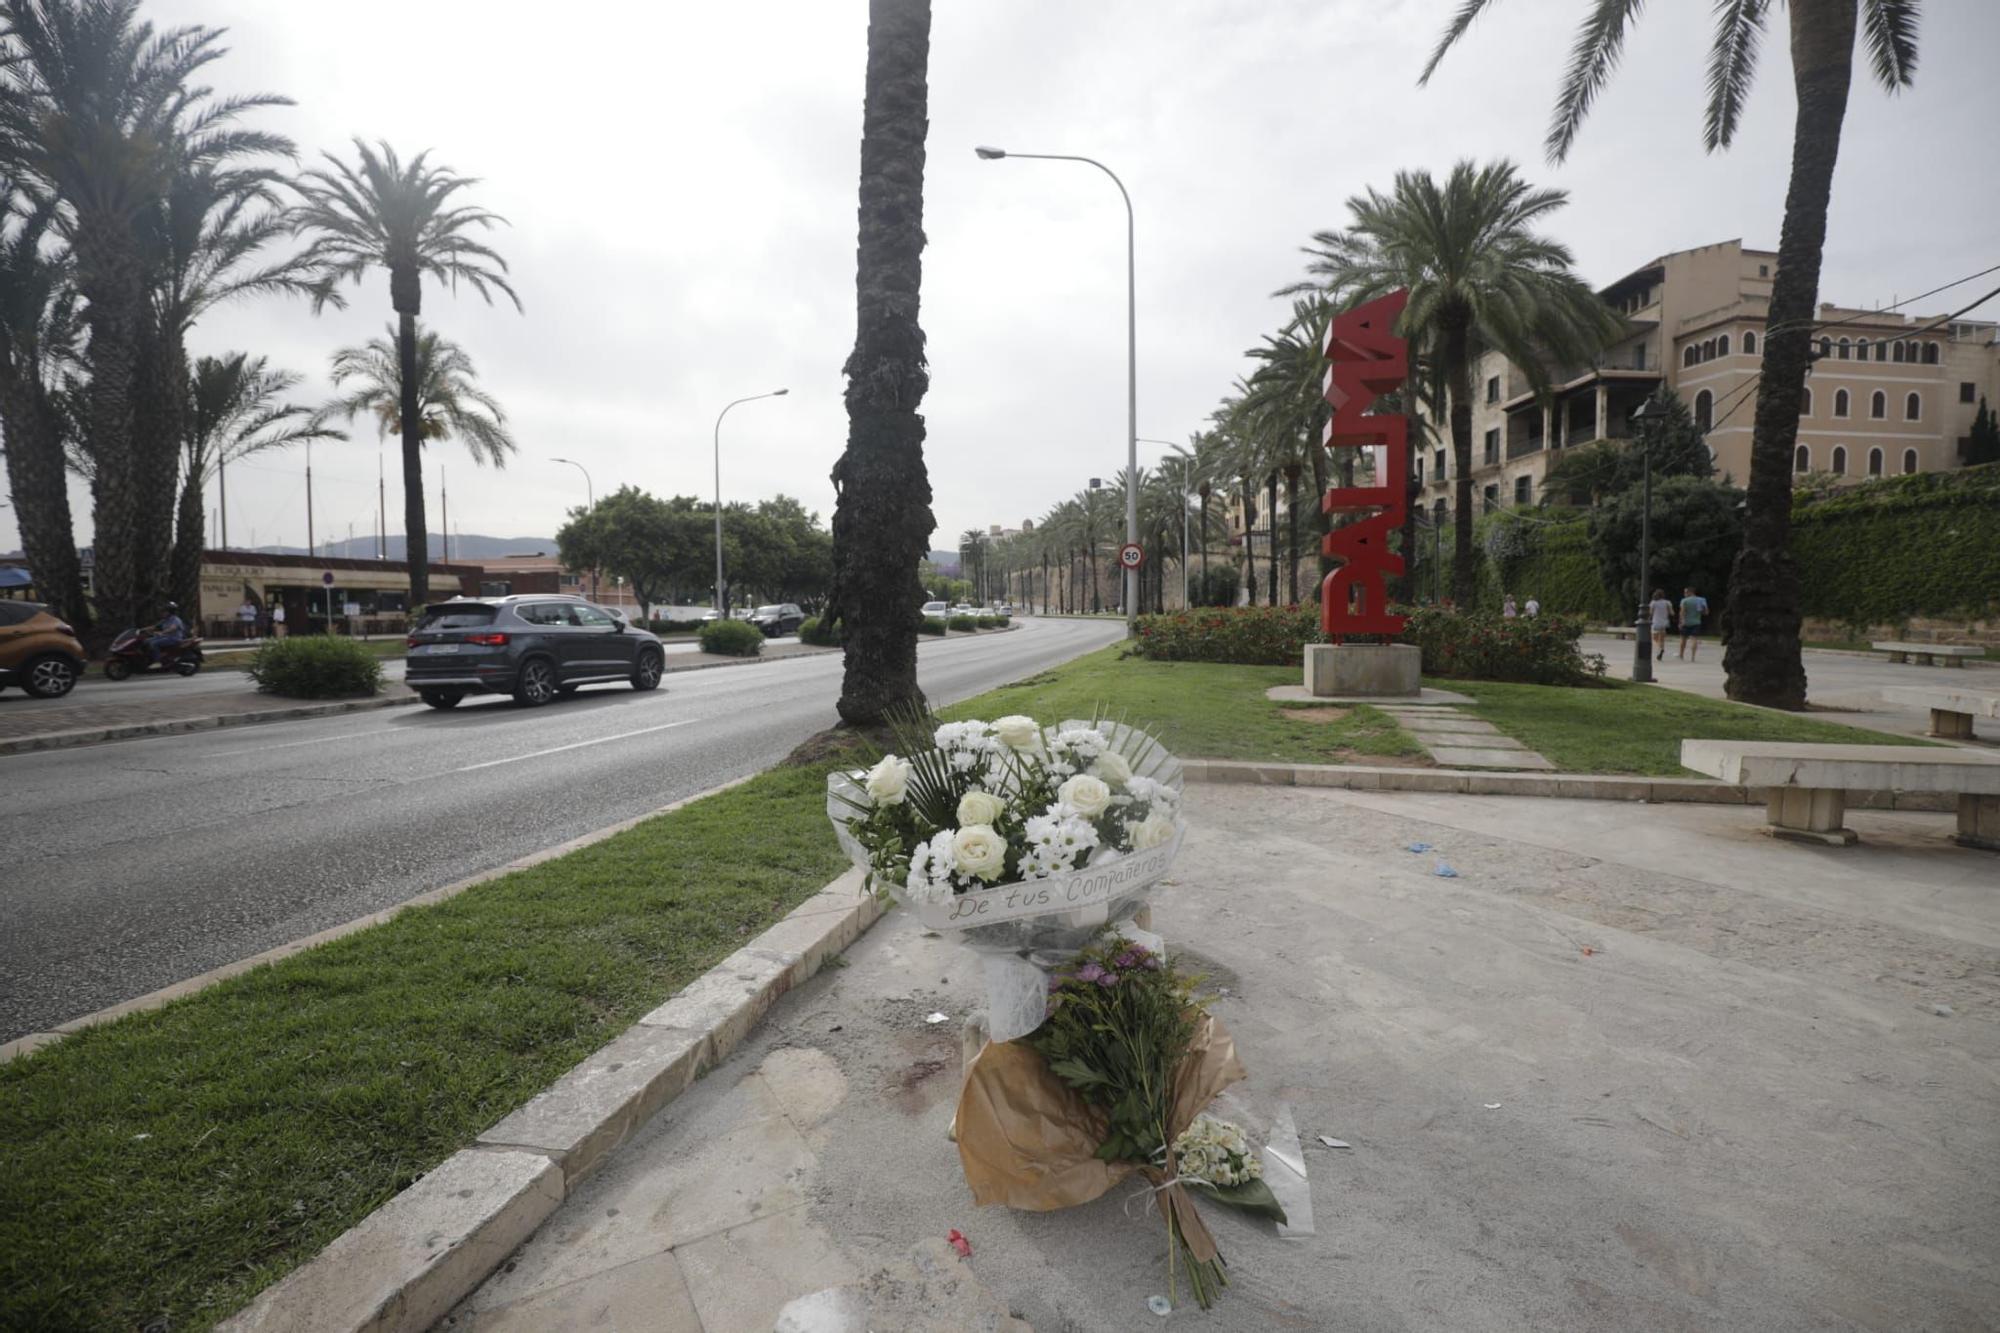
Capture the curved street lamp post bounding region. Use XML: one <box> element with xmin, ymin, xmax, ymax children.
<box><xmin>550</xmin><ymin>456</ymin><xmax>596</xmax><ymax>601</ymax></box>
<box><xmin>712</xmin><ymin>389</ymin><xmax>789</xmax><ymax>617</ymax></box>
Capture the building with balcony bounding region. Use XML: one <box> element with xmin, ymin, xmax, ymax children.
<box><xmin>1416</xmin><ymin>239</ymin><xmax>2000</xmax><ymax>521</ymax></box>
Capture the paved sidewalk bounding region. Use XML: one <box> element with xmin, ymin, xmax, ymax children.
<box><xmin>0</xmin><ymin>679</ymin><xmax>417</xmax><ymax>750</ymax></box>
<box><xmin>443</xmin><ymin>783</ymin><xmax>1998</xmax><ymax>1331</ymax></box>
<box><xmin>1582</xmin><ymin>634</ymin><xmax>1998</xmax><ymax>744</ymax></box>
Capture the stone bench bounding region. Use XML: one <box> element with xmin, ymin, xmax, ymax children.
<box><xmin>1872</xmin><ymin>641</ymin><xmax>1983</xmax><ymax>668</ymax></box>
<box><xmin>1603</xmin><ymin>625</ymin><xmax>1637</xmax><ymax>640</ymax></box>
<box><xmin>1880</xmin><ymin>685</ymin><xmax>2000</xmax><ymax>741</ymax></box>
<box><xmin>1680</xmin><ymin>740</ymin><xmax>2000</xmax><ymax>850</ymax></box>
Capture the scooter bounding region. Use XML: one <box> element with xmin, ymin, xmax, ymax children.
<box><xmin>103</xmin><ymin>628</ymin><xmax>205</xmax><ymax>681</ymax></box>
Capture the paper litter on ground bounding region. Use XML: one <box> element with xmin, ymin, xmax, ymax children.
<box><xmin>1264</xmin><ymin>1103</ymin><xmax>1316</xmax><ymax>1239</ymax></box>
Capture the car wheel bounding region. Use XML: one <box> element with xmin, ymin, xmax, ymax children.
<box><xmin>420</xmin><ymin>689</ymin><xmax>464</xmax><ymax>710</ymax></box>
<box><xmin>631</xmin><ymin>650</ymin><xmax>663</xmax><ymax>691</ymax></box>
<box><xmin>25</xmin><ymin>654</ymin><xmax>80</xmax><ymax>699</ymax></box>
<box><xmin>513</xmin><ymin>657</ymin><xmax>557</xmax><ymax>707</ymax></box>
<box><xmin>104</xmin><ymin>658</ymin><xmax>133</xmax><ymax>682</ymax></box>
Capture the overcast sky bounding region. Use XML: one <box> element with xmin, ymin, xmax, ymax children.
<box><xmin>7</xmin><ymin>0</ymin><xmax>1997</xmax><ymax>560</ymax></box>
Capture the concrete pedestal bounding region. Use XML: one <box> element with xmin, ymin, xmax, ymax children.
<box><xmin>1304</xmin><ymin>643</ymin><xmax>1421</xmax><ymax>698</ymax></box>
<box><xmin>1957</xmin><ymin>794</ymin><xmax>2000</xmax><ymax>852</ymax></box>
<box><xmin>1763</xmin><ymin>787</ymin><xmax>1858</xmax><ymax>846</ymax></box>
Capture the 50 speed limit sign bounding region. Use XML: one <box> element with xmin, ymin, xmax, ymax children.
<box><xmin>1117</xmin><ymin>541</ymin><xmax>1145</xmax><ymax>570</ymax></box>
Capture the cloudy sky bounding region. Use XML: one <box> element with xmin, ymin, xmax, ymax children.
<box><xmin>8</xmin><ymin>0</ymin><xmax>1997</xmax><ymax>560</ymax></box>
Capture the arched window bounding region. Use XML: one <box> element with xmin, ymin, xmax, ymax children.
<box><xmin>1875</xmin><ymin>341</ymin><xmax>1888</xmax><ymax>362</ymax></box>
<box><xmin>1831</xmin><ymin>446</ymin><xmax>1848</xmax><ymax>475</ymax></box>
<box><xmin>1718</xmin><ymin>333</ymin><xmax>1731</xmax><ymax>357</ymax></box>
<box><xmin>1923</xmin><ymin>341</ymin><xmax>1940</xmax><ymax>364</ymax></box>
<box><xmin>1868</xmin><ymin>447</ymin><xmax>1884</xmax><ymax>476</ymax></box>
<box><xmin>1744</xmin><ymin>330</ymin><xmax>1758</xmax><ymax>355</ymax></box>
<box><xmin>1905</xmin><ymin>391</ymin><xmax>1921</xmax><ymax>421</ymax></box>
<box><xmin>1893</xmin><ymin>341</ymin><xmax>1906</xmax><ymax>363</ymax></box>
<box><xmin>1800</xmin><ymin>387</ymin><xmax>1812</xmax><ymax>416</ymax></box>
<box><xmin>1834</xmin><ymin>388</ymin><xmax>1850</xmax><ymax>417</ymax></box>
<box><xmin>1703</xmin><ymin>337</ymin><xmax>1716</xmax><ymax>361</ymax></box>
<box><xmin>1902</xmin><ymin>448</ymin><xmax>1919</xmax><ymax>475</ymax></box>
<box><xmin>1818</xmin><ymin>337</ymin><xmax>1832</xmax><ymax>359</ymax></box>
<box><xmin>1837</xmin><ymin>338</ymin><xmax>1851</xmax><ymax>359</ymax></box>
<box><xmin>1795</xmin><ymin>444</ymin><xmax>1810</xmax><ymax>473</ymax></box>
<box><xmin>1857</xmin><ymin>338</ymin><xmax>1869</xmax><ymax>359</ymax></box>
<box><xmin>1870</xmin><ymin>390</ymin><xmax>1886</xmax><ymax>419</ymax></box>
<box><xmin>1694</xmin><ymin>389</ymin><xmax>1714</xmax><ymax>431</ymax></box>
<box><xmin>1682</xmin><ymin>344</ymin><xmax>1698</xmax><ymax>368</ymax></box>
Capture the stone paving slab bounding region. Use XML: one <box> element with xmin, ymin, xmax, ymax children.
<box><xmin>1428</xmin><ymin>745</ymin><xmax>1557</xmax><ymax>770</ymax></box>
<box><xmin>1403</xmin><ymin>719</ymin><xmax>1504</xmax><ymax>737</ymax></box>
<box><xmin>1416</xmin><ymin>731</ymin><xmax>1524</xmax><ymax>750</ymax></box>
<box><xmin>1267</xmin><ymin>684</ymin><xmax>1472</xmax><ymax>705</ymax></box>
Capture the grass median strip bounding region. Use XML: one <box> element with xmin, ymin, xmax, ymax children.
<box><xmin>940</xmin><ymin>645</ymin><xmax>1423</xmax><ymax>764</ymax></box>
<box><xmin>0</xmin><ymin>751</ymin><xmax>857</xmax><ymax>1332</ymax></box>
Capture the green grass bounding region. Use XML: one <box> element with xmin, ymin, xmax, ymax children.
<box><xmin>0</xmin><ymin>754</ymin><xmax>857</xmax><ymax>1332</ymax></box>
<box><xmin>940</xmin><ymin>645</ymin><xmax>1424</xmax><ymax>764</ymax></box>
<box><xmin>1439</xmin><ymin>677</ymin><xmax>1936</xmax><ymax>775</ymax></box>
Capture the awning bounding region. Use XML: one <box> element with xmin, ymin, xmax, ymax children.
<box><xmin>0</xmin><ymin>566</ymin><xmax>31</xmax><ymax>588</ymax></box>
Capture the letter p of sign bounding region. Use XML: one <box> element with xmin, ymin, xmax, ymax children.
<box><xmin>1320</xmin><ymin>289</ymin><xmax>1410</xmax><ymax>640</ymax></box>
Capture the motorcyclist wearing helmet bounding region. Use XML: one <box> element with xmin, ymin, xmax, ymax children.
<box><xmin>146</xmin><ymin>602</ymin><xmax>188</xmax><ymax>665</ymax></box>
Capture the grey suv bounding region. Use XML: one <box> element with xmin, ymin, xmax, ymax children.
<box><xmin>405</xmin><ymin>596</ymin><xmax>666</xmax><ymax>709</ymax></box>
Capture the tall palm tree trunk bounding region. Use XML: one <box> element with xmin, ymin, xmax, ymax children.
<box><xmin>0</xmin><ymin>379</ymin><xmax>88</xmax><ymax>631</ymax></box>
<box><xmin>1266</xmin><ymin>471</ymin><xmax>1280</xmax><ymax>605</ymax></box>
<box><xmin>135</xmin><ymin>322</ymin><xmax>188</xmax><ymax>615</ymax></box>
<box><xmin>1284</xmin><ymin>463</ymin><xmax>1300</xmax><ymax>604</ymax></box>
<box><xmin>393</xmin><ymin>282</ymin><xmax>430</xmax><ymax>604</ymax></box>
<box><xmin>1445</xmin><ymin>320</ymin><xmax>1477</xmax><ymax>606</ymax></box>
<box><xmin>72</xmin><ymin>225</ymin><xmax>146</xmax><ymax>632</ymax></box>
<box><xmin>1241</xmin><ymin>483</ymin><xmax>1257</xmax><ymax>605</ymax></box>
<box><xmin>1722</xmin><ymin>4</ymin><xmax>1849</xmax><ymax>710</ymax></box>
<box><xmin>170</xmin><ymin>466</ymin><xmax>206</xmax><ymax>620</ymax></box>
<box><xmin>831</xmin><ymin>0</ymin><xmax>934</xmax><ymax>725</ymax></box>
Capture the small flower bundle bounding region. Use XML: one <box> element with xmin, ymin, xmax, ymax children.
<box><xmin>831</xmin><ymin>710</ymin><xmax>1182</xmax><ymax>908</ymax></box>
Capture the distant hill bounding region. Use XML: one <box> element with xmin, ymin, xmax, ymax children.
<box><xmin>242</xmin><ymin>535</ymin><xmax>558</xmax><ymax>562</ymax></box>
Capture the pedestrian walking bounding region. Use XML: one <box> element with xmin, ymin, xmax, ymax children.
<box><xmin>1524</xmin><ymin>596</ymin><xmax>1540</xmax><ymax>617</ymax></box>
<box><xmin>1678</xmin><ymin>586</ymin><xmax>1710</xmax><ymax>661</ymax></box>
<box><xmin>1648</xmin><ymin>587</ymin><xmax>1673</xmax><ymax>661</ymax></box>
<box><xmin>272</xmin><ymin>601</ymin><xmax>287</xmax><ymax>639</ymax></box>
<box><xmin>237</xmin><ymin>598</ymin><xmax>258</xmax><ymax>639</ymax></box>
<box><xmin>1502</xmin><ymin>594</ymin><xmax>1519</xmax><ymax>619</ymax></box>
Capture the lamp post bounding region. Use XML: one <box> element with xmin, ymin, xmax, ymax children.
<box><xmin>712</xmin><ymin>389</ymin><xmax>788</xmax><ymax>617</ymax></box>
<box><xmin>551</xmin><ymin>456</ymin><xmax>596</xmax><ymax>601</ymax></box>
<box><xmin>977</xmin><ymin>145</ymin><xmax>1138</xmax><ymax>637</ymax></box>
<box><xmin>1628</xmin><ymin>396</ymin><xmax>1669</xmax><ymax>683</ymax></box>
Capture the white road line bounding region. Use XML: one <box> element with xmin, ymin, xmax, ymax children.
<box><xmin>452</xmin><ymin>719</ymin><xmax>696</xmax><ymax>773</ymax></box>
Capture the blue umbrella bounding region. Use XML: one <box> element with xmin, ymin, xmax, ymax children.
<box><xmin>0</xmin><ymin>566</ymin><xmax>31</xmax><ymax>589</ymax></box>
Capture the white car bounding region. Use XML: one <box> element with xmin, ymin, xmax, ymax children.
<box><xmin>921</xmin><ymin>600</ymin><xmax>948</xmax><ymax>617</ymax></box>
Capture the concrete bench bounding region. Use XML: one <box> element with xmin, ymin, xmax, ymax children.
<box><xmin>1680</xmin><ymin>740</ymin><xmax>2000</xmax><ymax>851</ymax></box>
<box><xmin>1880</xmin><ymin>685</ymin><xmax>2000</xmax><ymax>741</ymax></box>
<box><xmin>1603</xmin><ymin>625</ymin><xmax>1637</xmax><ymax>640</ymax></box>
<box><xmin>1872</xmin><ymin>641</ymin><xmax>1983</xmax><ymax>668</ymax></box>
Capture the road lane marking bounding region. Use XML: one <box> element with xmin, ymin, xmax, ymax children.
<box><xmin>452</xmin><ymin>719</ymin><xmax>696</xmax><ymax>772</ymax></box>
<box><xmin>202</xmin><ymin>726</ymin><xmax>409</xmax><ymax>758</ymax></box>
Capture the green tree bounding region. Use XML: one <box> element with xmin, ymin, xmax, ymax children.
<box><xmin>1966</xmin><ymin>398</ymin><xmax>2000</xmax><ymax>467</ymax></box>
<box><xmin>1289</xmin><ymin>160</ymin><xmax>1621</xmax><ymax>607</ymax></box>
<box><xmin>1422</xmin><ymin>1</ymin><xmax>1922</xmax><ymax>709</ymax></box>
<box><xmin>555</xmin><ymin>487</ymin><xmax>704</xmax><ymax>611</ymax></box>
<box><xmin>827</xmin><ymin>0</ymin><xmax>934</xmax><ymax>726</ymax></box>
<box><xmin>1544</xmin><ymin>388</ymin><xmax>1713</xmax><ymax>505</ymax></box>
<box><xmin>293</xmin><ymin>140</ymin><xmax>520</xmax><ymax>604</ymax></box>
<box><xmin>1588</xmin><ymin>476</ymin><xmax>1745</xmax><ymax>618</ymax></box>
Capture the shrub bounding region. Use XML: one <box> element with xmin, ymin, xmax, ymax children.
<box><xmin>994</xmin><ymin>613</ymin><xmax>1010</xmax><ymax>627</ymax></box>
<box><xmin>246</xmin><ymin>636</ymin><xmax>384</xmax><ymax>698</ymax></box>
<box><xmin>919</xmin><ymin>616</ymin><xmax>946</xmax><ymax>636</ymax></box>
<box><xmin>1588</xmin><ymin>476</ymin><xmax>1744</xmax><ymax>618</ymax></box>
<box><xmin>640</xmin><ymin>617</ymin><xmax>705</xmax><ymax>635</ymax></box>
<box><xmin>1790</xmin><ymin>462</ymin><xmax>2000</xmax><ymax>625</ymax></box>
<box><xmin>1189</xmin><ymin>565</ymin><xmax>1240</xmax><ymax>608</ymax></box>
<box><xmin>1397</xmin><ymin>607</ymin><xmax>1606</xmax><ymax>685</ymax></box>
<box><xmin>948</xmin><ymin>614</ymin><xmax>978</xmax><ymax>632</ymax></box>
<box><xmin>1132</xmin><ymin>606</ymin><xmax>1320</xmax><ymax>665</ymax></box>
<box><xmin>975</xmin><ymin>614</ymin><xmax>998</xmax><ymax>628</ymax></box>
<box><xmin>698</xmin><ymin>618</ymin><xmax>765</xmax><ymax>657</ymax></box>
<box><xmin>798</xmin><ymin>616</ymin><xmax>842</xmax><ymax>646</ymax></box>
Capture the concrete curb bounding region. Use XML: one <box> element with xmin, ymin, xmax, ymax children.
<box><xmin>1180</xmin><ymin>757</ymin><xmax>1956</xmax><ymax>812</ymax></box>
<box><xmin>0</xmin><ymin>773</ymin><xmax>764</xmax><ymax>1063</ymax></box>
<box><xmin>0</xmin><ymin>691</ymin><xmax>420</xmax><ymax>758</ymax></box>
<box><xmin>215</xmin><ymin>869</ymin><xmax>882</xmax><ymax>1333</ymax></box>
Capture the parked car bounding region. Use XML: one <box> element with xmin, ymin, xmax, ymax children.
<box><xmin>920</xmin><ymin>600</ymin><xmax>948</xmax><ymax>618</ymax></box>
<box><xmin>0</xmin><ymin>600</ymin><xmax>84</xmax><ymax>698</ymax></box>
<box><xmin>950</xmin><ymin>603</ymin><xmax>975</xmax><ymax>616</ymax></box>
<box><xmin>748</xmin><ymin>603</ymin><xmax>806</xmax><ymax>637</ymax></box>
<box><xmin>404</xmin><ymin>595</ymin><xmax>665</xmax><ymax>709</ymax></box>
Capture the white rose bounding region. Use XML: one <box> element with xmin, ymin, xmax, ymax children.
<box><xmin>1090</xmin><ymin>750</ymin><xmax>1133</xmax><ymax>785</ymax></box>
<box><xmin>958</xmin><ymin>790</ymin><xmax>1007</xmax><ymax>827</ymax></box>
<box><xmin>993</xmin><ymin>715</ymin><xmax>1041</xmax><ymax>751</ymax></box>
<box><xmin>865</xmin><ymin>754</ymin><xmax>911</xmax><ymax>804</ymax></box>
<box><xmin>1127</xmin><ymin>812</ymin><xmax>1176</xmax><ymax>851</ymax></box>
<box><xmin>1058</xmin><ymin>773</ymin><xmax>1112</xmax><ymax>818</ymax></box>
<box><xmin>952</xmin><ymin>824</ymin><xmax>1008</xmax><ymax>881</ymax></box>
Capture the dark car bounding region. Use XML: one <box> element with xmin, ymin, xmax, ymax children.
<box><xmin>748</xmin><ymin>603</ymin><xmax>805</xmax><ymax>637</ymax></box>
<box><xmin>404</xmin><ymin>595</ymin><xmax>666</xmax><ymax>709</ymax></box>
<box><xmin>0</xmin><ymin>600</ymin><xmax>84</xmax><ymax>698</ymax></box>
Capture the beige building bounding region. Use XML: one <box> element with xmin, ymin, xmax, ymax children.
<box><xmin>1416</xmin><ymin>239</ymin><xmax>2000</xmax><ymax>519</ymax></box>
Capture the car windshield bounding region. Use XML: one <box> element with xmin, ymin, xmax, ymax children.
<box><xmin>755</xmin><ymin>606</ymin><xmax>784</xmax><ymax>616</ymax></box>
<box><xmin>416</xmin><ymin>604</ymin><xmax>497</xmax><ymax>630</ymax></box>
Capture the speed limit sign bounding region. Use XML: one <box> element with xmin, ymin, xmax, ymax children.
<box><xmin>1118</xmin><ymin>541</ymin><xmax>1145</xmax><ymax>570</ymax></box>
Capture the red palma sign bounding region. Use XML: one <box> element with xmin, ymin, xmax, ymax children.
<box><xmin>1319</xmin><ymin>289</ymin><xmax>1410</xmax><ymax>641</ymax></box>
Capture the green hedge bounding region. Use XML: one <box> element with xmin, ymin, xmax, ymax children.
<box><xmin>798</xmin><ymin>616</ymin><xmax>842</xmax><ymax>646</ymax></box>
<box><xmin>919</xmin><ymin>616</ymin><xmax>946</xmax><ymax>636</ymax></box>
<box><xmin>640</xmin><ymin>617</ymin><xmax>706</xmax><ymax>634</ymax></box>
<box><xmin>1397</xmin><ymin>606</ymin><xmax>1607</xmax><ymax>685</ymax></box>
<box><xmin>245</xmin><ymin>637</ymin><xmax>384</xmax><ymax>698</ymax></box>
<box><xmin>1133</xmin><ymin>606</ymin><xmax>1320</xmax><ymax>665</ymax></box>
<box><xmin>1790</xmin><ymin>464</ymin><xmax>2000</xmax><ymax>627</ymax></box>
<box><xmin>698</xmin><ymin>619</ymin><xmax>765</xmax><ymax>657</ymax></box>
<box><xmin>947</xmin><ymin>614</ymin><xmax>978</xmax><ymax>632</ymax></box>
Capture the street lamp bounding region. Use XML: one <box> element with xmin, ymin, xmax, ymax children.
<box><xmin>713</xmin><ymin>389</ymin><xmax>788</xmax><ymax>616</ymax></box>
<box><xmin>976</xmin><ymin>144</ymin><xmax>1139</xmax><ymax>637</ymax></box>
<box><xmin>551</xmin><ymin>456</ymin><xmax>596</xmax><ymax>601</ymax></box>
<box><xmin>1628</xmin><ymin>395</ymin><xmax>1670</xmax><ymax>683</ymax></box>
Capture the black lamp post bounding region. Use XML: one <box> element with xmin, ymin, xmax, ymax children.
<box><xmin>1628</xmin><ymin>395</ymin><xmax>1670</xmax><ymax>682</ymax></box>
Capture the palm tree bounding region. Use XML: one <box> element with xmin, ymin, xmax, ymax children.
<box><xmin>1290</xmin><ymin>161</ymin><xmax>1619</xmax><ymax>606</ymax></box>
<box><xmin>1421</xmin><ymin>4</ymin><xmax>1920</xmax><ymax>707</ymax></box>
<box><xmin>172</xmin><ymin>354</ymin><xmax>342</xmax><ymax>610</ymax></box>
<box><xmin>293</xmin><ymin>140</ymin><xmax>519</xmax><ymax>603</ymax></box>
<box><xmin>826</xmin><ymin>0</ymin><xmax>934</xmax><ymax>726</ymax></box>
<box><xmin>322</xmin><ymin>326</ymin><xmax>518</xmax><ymax>522</ymax></box>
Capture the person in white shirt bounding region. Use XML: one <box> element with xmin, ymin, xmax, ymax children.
<box><xmin>1648</xmin><ymin>588</ymin><xmax>1673</xmax><ymax>661</ymax></box>
<box><xmin>1524</xmin><ymin>596</ymin><xmax>1540</xmax><ymax>617</ymax></box>
<box><xmin>272</xmin><ymin>602</ymin><xmax>287</xmax><ymax>638</ymax></box>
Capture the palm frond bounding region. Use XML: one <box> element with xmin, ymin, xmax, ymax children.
<box><xmin>1703</xmin><ymin>0</ymin><xmax>1770</xmax><ymax>150</ymax></box>
<box><xmin>1418</xmin><ymin>0</ymin><xmax>1503</xmax><ymax>86</ymax></box>
<box><xmin>1547</xmin><ymin>0</ymin><xmax>1648</xmax><ymax>163</ymax></box>
<box><xmin>1861</xmin><ymin>0</ymin><xmax>1920</xmax><ymax>90</ymax></box>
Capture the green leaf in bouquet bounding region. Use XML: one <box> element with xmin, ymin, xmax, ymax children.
<box><xmin>1046</xmin><ymin>1058</ymin><xmax>1109</xmax><ymax>1089</ymax></box>
<box><xmin>1190</xmin><ymin>1177</ymin><xmax>1289</xmax><ymax>1225</ymax></box>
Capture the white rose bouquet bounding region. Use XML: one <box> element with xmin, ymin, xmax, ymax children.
<box><xmin>828</xmin><ymin>711</ymin><xmax>1184</xmax><ymax>913</ymax></box>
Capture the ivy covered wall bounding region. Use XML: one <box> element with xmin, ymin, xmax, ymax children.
<box><xmin>1789</xmin><ymin>464</ymin><xmax>2000</xmax><ymax>628</ymax></box>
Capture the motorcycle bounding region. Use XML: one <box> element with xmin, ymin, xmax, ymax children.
<box><xmin>103</xmin><ymin>628</ymin><xmax>205</xmax><ymax>681</ymax></box>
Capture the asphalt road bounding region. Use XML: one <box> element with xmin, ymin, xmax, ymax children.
<box><xmin>1</xmin><ymin>617</ymin><xmax>1121</xmax><ymax>1042</ymax></box>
